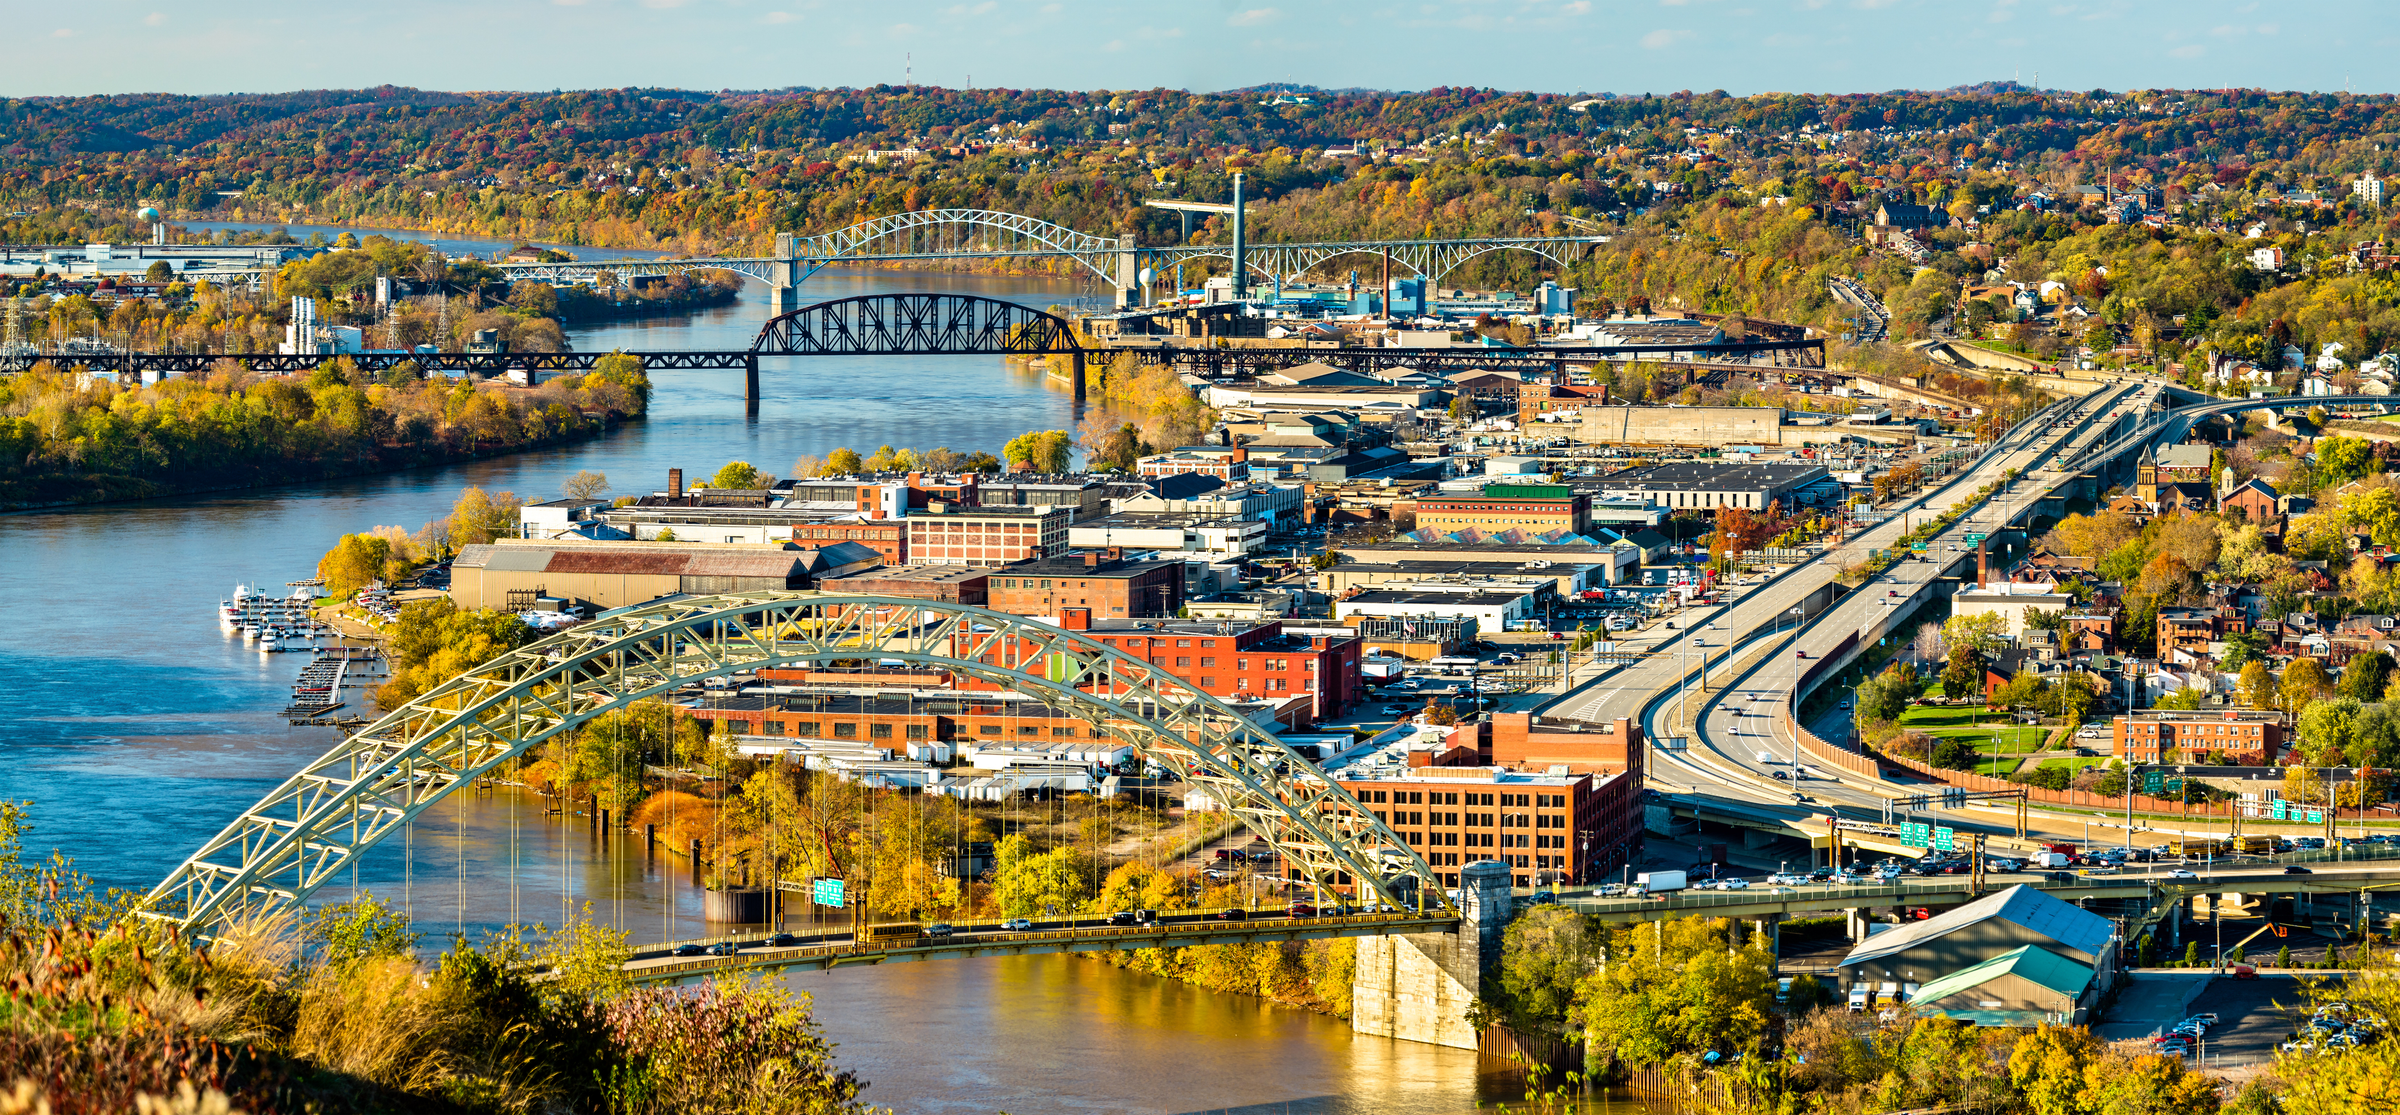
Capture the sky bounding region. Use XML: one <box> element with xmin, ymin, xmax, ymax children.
<box><xmin>10</xmin><ymin>0</ymin><xmax>2399</xmax><ymax>98</ymax></box>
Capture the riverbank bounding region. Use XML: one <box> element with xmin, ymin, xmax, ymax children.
<box><xmin>0</xmin><ymin>415</ymin><xmax>637</xmax><ymax>513</ymax></box>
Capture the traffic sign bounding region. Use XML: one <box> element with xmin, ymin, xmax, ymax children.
<box><xmin>2142</xmin><ymin>769</ymin><xmax>2165</xmax><ymax>794</ymax></box>
<box><xmin>1901</xmin><ymin>822</ymin><xmax>1930</xmax><ymax>849</ymax></box>
<box><xmin>2307</xmin><ymin>810</ymin><xmax>2325</xmax><ymax>824</ymax></box>
<box><xmin>2271</xmin><ymin>801</ymin><xmax>2289</xmax><ymax>821</ymax></box>
<box><xmin>812</xmin><ymin>878</ymin><xmax>847</xmax><ymax>907</ymax></box>
<box><xmin>1933</xmin><ymin>826</ymin><xmax>1957</xmax><ymax>852</ymax></box>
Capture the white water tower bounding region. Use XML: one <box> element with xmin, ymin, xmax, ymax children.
<box><xmin>137</xmin><ymin>206</ymin><xmax>163</xmax><ymax>245</ymax></box>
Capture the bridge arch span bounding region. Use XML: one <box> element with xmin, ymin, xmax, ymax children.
<box><xmin>147</xmin><ymin>592</ymin><xmax>1445</xmax><ymax>934</ymax></box>
<box><xmin>797</xmin><ymin>208</ymin><xmax>1123</xmax><ymax>284</ymax></box>
<box><xmin>749</xmin><ymin>292</ymin><xmax>1083</xmax><ymax>357</ymax></box>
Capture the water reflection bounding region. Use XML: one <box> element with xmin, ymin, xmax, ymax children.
<box><xmin>0</xmin><ymin>256</ymin><xmax>1562</xmax><ymax>1112</ymax></box>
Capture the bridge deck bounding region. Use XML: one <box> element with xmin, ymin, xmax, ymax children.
<box><xmin>622</xmin><ymin>911</ymin><xmax>1460</xmax><ymax>984</ymax></box>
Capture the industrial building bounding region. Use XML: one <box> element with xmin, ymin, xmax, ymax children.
<box><xmin>1837</xmin><ymin>885</ymin><xmax>2117</xmax><ymax>1024</ymax></box>
<box><xmin>1333</xmin><ymin>587</ymin><xmax>1540</xmax><ymax>631</ymax></box>
<box><xmin>1316</xmin><ymin>713</ymin><xmax>1643</xmax><ymax>888</ymax></box>
<box><xmin>905</xmin><ymin>505</ymin><xmax>1072</xmax><ymax>566</ymax></box>
<box><xmin>1578</xmin><ymin>461</ymin><xmax>1834</xmax><ymax>511</ymax></box>
<box><xmin>447</xmin><ymin>539</ymin><xmax>882</xmax><ymax>613</ymax></box>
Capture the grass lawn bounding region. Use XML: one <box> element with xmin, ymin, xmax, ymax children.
<box><xmin>1895</xmin><ymin>704</ymin><xmax>2051</xmax><ymax>776</ymax></box>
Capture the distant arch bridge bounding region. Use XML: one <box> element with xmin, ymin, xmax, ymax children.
<box><xmin>193</xmin><ymin>208</ymin><xmax>1605</xmax><ymax>308</ymax></box>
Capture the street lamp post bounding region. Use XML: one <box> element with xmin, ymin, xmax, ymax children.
<box><xmin>1789</xmin><ymin>605</ymin><xmax>1807</xmax><ymax>776</ymax></box>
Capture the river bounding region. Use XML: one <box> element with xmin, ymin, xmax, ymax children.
<box><xmin>1</xmin><ymin>221</ymin><xmax>1576</xmax><ymax>1113</ymax></box>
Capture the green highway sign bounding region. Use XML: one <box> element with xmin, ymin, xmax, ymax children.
<box><xmin>2271</xmin><ymin>801</ymin><xmax>2289</xmax><ymax>821</ymax></box>
<box><xmin>1933</xmin><ymin>826</ymin><xmax>1956</xmax><ymax>852</ymax></box>
<box><xmin>2307</xmin><ymin>810</ymin><xmax>2325</xmax><ymax>824</ymax></box>
<box><xmin>2142</xmin><ymin>769</ymin><xmax>2165</xmax><ymax>794</ymax></box>
<box><xmin>812</xmin><ymin>878</ymin><xmax>846</xmax><ymax>907</ymax></box>
<box><xmin>1965</xmin><ymin>532</ymin><xmax>1988</xmax><ymax>543</ymax></box>
<box><xmin>1901</xmin><ymin>823</ymin><xmax>1930</xmax><ymax>849</ymax></box>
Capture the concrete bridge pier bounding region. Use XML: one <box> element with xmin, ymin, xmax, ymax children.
<box><xmin>1351</xmin><ymin>860</ymin><xmax>1513</xmax><ymax>1050</ymax></box>
<box><xmin>766</xmin><ymin>233</ymin><xmax>804</xmax><ymax>317</ymax></box>
<box><xmin>744</xmin><ymin>354</ymin><xmax>761</xmax><ymax>417</ymax></box>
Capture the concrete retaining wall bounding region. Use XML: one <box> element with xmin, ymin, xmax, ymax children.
<box><xmin>1574</xmin><ymin>405</ymin><xmax>1790</xmax><ymax>447</ymax></box>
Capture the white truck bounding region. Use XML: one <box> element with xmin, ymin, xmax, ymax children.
<box><xmin>1637</xmin><ymin>870</ymin><xmax>1688</xmax><ymax>894</ymax></box>
<box><xmin>1756</xmin><ymin>750</ymin><xmax>1779</xmax><ymax>764</ymax></box>
<box><xmin>2031</xmin><ymin>851</ymin><xmax>2073</xmax><ymax>869</ymax></box>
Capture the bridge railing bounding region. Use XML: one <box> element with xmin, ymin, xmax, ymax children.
<box><xmin>624</xmin><ymin>910</ymin><xmax>1456</xmax><ymax>981</ymax></box>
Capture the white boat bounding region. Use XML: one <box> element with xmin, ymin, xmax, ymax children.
<box><xmin>258</xmin><ymin>632</ymin><xmax>281</xmax><ymax>652</ymax></box>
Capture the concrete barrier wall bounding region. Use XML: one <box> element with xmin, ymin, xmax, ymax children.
<box><xmin>1880</xmin><ymin>751</ymin><xmax>2212</xmax><ymax>815</ymax></box>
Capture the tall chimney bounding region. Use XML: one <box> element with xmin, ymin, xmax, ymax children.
<box><xmin>669</xmin><ymin>468</ymin><xmax>684</xmax><ymax>500</ymax></box>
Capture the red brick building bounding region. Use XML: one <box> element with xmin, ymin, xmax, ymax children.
<box><xmin>984</xmin><ymin>552</ymin><xmax>1184</xmax><ymax>619</ymax></box>
<box><xmin>791</xmin><ymin>519</ymin><xmax>910</xmax><ymax>563</ymax></box>
<box><xmin>958</xmin><ymin>613</ymin><xmax>1363</xmax><ymax>727</ymax></box>
<box><xmin>1317</xmin><ymin>729</ymin><xmax>1637</xmax><ymax>889</ymax></box>
<box><xmin>2112</xmin><ymin>710</ymin><xmax>2284</xmax><ymax>764</ymax></box>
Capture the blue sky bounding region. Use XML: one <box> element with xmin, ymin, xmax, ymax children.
<box><xmin>15</xmin><ymin>0</ymin><xmax>2398</xmax><ymax>97</ymax></box>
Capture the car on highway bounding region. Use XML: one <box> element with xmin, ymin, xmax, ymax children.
<box><xmin>706</xmin><ymin>942</ymin><xmax>739</xmax><ymax>957</ymax></box>
<box><xmin>926</xmin><ymin>923</ymin><xmax>956</xmax><ymax>939</ymax></box>
<box><xmin>2284</xmin><ymin>865</ymin><xmax>2314</xmax><ymax>875</ymax></box>
<box><xmin>1380</xmin><ymin>705</ymin><xmax>1411</xmax><ymax>716</ymax></box>
<box><xmin>672</xmin><ymin>943</ymin><xmax>707</xmax><ymax>957</ymax></box>
<box><xmin>768</xmin><ymin>933</ymin><xmax>801</xmax><ymax>947</ymax></box>
<box><xmin>1002</xmin><ymin>918</ymin><xmax>1035</xmax><ymax>931</ymax></box>
<box><xmin>1216</xmin><ymin>908</ymin><xmax>1249</xmax><ymax>921</ymax></box>
<box><xmin>1287</xmin><ymin>901</ymin><xmax>1319</xmax><ymax>918</ymax></box>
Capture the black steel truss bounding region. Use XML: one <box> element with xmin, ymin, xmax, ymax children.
<box><xmin>750</xmin><ymin>292</ymin><xmax>1081</xmax><ymax>356</ymax></box>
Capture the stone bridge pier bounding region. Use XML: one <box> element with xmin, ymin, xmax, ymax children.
<box><xmin>1352</xmin><ymin>860</ymin><xmax>1513</xmax><ymax>1049</ymax></box>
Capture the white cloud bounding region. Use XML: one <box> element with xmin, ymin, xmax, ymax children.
<box><xmin>50</xmin><ymin>27</ymin><xmax>70</xmax><ymax>37</ymax></box>
<box><xmin>1641</xmin><ymin>27</ymin><xmax>1693</xmax><ymax>47</ymax></box>
<box><xmin>1229</xmin><ymin>8</ymin><xmax>1282</xmax><ymax>26</ymax></box>
<box><xmin>761</xmin><ymin>10</ymin><xmax>799</xmax><ymax>22</ymax></box>
<box><xmin>142</xmin><ymin>11</ymin><xmax>167</xmax><ymax>26</ymax></box>
<box><xmin>2170</xmin><ymin>44</ymin><xmax>2204</xmax><ymax>58</ymax></box>
<box><xmin>1561</xmin><ymin>0</ymin><xmax>1592</xmax><ymax>12</ymax></box>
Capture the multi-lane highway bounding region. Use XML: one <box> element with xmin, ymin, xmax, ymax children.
<box><xmin>1540</xmin><ymin>376</ymin><xmax>2165</xmax><ymax>849</ymax></box>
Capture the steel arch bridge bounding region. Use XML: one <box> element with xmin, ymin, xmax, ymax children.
<box><xmin>196</xmin><ymin>209</ymin><xmax>1602</xmax><ymax>299</ymax></box>
<box><xmin>146</xmin><ymin>592</ymin><xmax>1447</xmax><ymax>935</ymax></box>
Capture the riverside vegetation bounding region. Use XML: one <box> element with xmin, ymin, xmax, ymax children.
<box><xmin>0</xmin><ymin>800</ymin><xmax>884</xmax><ymax>1115</ymax></box>
<box><xmin>0</xmin><ymin>352</ymin><xmax>650</xmax><ymax>510</ymax></box>
<box><xmin>1470</xmin><ymin>905</ymin><xmax>2305</xmax><ymax>1115</ymax></box>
